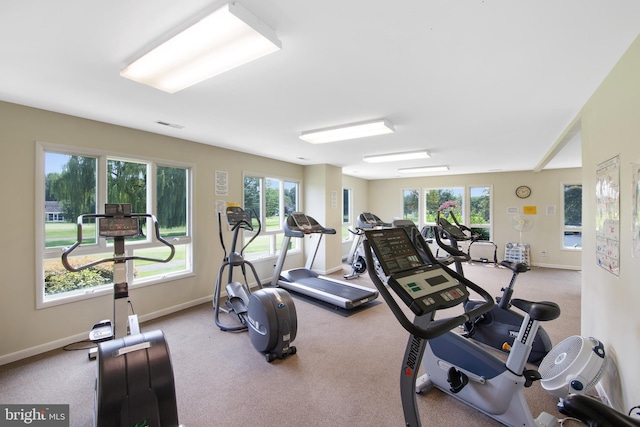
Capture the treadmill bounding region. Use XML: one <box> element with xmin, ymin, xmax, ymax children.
<box><xmin>271</xmin><ymin>212</ymin><xmax>379</xmax><ymax>309</ymax></box>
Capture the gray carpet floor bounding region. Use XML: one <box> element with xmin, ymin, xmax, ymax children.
<box><xmin>0</xmin><ymin>263</ymin><xmax>585</xmax><ymax>426</ymax></box>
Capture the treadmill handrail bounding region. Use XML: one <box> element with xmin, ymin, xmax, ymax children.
<box><xmin>284</xmin><ymin>213</ymin><xmax>336</xmax><ymax>237</ymax></box>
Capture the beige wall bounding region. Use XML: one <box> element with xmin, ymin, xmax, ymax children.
<box><xmin>0</xmin><ymin>101</ymin><xmax>304</xmax><ymax>362</ymax></box>
<box><xmin>579</xmin><ymin>34</ymin><xmax>640</xmax><ymax>411</ymax></box>
<box><xmin>366</xmin><ymin>168</ymin><xmax>582</xmax><ymax>269</ymax></box>
<box><xmin>341</xmin><ymin>174</ymin><xmax>370</xmax><ymax>259</ymax></box>
<box><xmin>303</xmin><ymin>164</ymin><xmax>344</xmax><ymax>273</ymax></box>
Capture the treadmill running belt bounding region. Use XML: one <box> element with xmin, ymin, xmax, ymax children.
<box><xmin>294</xmin><ymin>277</ymin><xmax>376</xmax><ymax>301</ymax></box>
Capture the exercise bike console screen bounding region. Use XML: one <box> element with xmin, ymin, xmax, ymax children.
<box><xmin>97</xmin><ymin>203</ymin><xmax>140</xmax><ymax>238</ymax></box>
<box><xmin>366</xmin><ymin>228</ymin><xmax>469</xmax><ymax>316</ymax></box>
<box><xmin>366</xmin><ymin>228</ymin><xmax>423</xmax><ymax>276</ymax></box>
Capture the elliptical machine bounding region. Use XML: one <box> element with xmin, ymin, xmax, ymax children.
<box><xmin>213</xmin><ymin>206</ymin><xmax>297</xmax><ymax>362</ymax></box>
<box><xmin>61</xmin><ymin>203</ymin><xmax>182</xmax><ymax>427</ymax></box>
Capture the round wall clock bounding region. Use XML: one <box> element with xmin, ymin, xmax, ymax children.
<box><xmin>515</xmin><ymin>185</ymin><xmax>531</xmax><ymax>199</ymax></box>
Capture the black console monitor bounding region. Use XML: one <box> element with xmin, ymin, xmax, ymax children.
<box><xmin>365</xmin><ymin>228</ymin><xmax>423</xmax><ymax>276</ymax></box>
<box><xmin>365</xmin><ymin>228</ymin><xmax>469</xmax><ymax>316</ymax></box>
<box><xmin>225</xmin><ymin>206</ymin><xmax>251</xmax><ymax>228</ymax></box>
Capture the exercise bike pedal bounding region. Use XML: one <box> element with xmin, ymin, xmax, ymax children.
<box><xmin>522</xmin><ymin>369</ymin><xmax>542</xmax><ymax>388</ymax></box>
<box><xmin>447</xmin><ymin>367</ymin><xmax>469</xmax><ymax>393</ymax></box>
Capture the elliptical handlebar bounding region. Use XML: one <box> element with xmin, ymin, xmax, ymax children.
<box><xmin>61</xmin><ymin>213</ymin><xmax>175</xmax><ymax>272</ymax></box>
<box><xmin>217</xmin><ymin>206</ymin><xmax>262</xmax><ymax>258</ymax></box>
<box><xmin>240</xmin><ymin>209</ymin><xmax>261</xmax><ymax>255</ymax></box>
<box><xmin>363</xmin><ymin>238</ymin><xmax>494</xmax><ymax>341</ymax></box>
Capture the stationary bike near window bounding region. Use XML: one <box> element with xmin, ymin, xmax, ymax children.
<box><xmin>430</xmin><ymin>206</ymin><xmax>553</xmax><ymax>365</ymax></box>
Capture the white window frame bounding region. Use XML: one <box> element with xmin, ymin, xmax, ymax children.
<box><xmin>342</xmin><ymin>188</ymin><xmax>353</xmax><ymax>242</ymax></box>
<box><xmin>401</xmin><ymin>186</ymin><xmax>492</xmax><ymax>239</ymax></box>
<box><xmin>467</xmin><ymin>185</ymin><xmax>493</xmax><ymax>241</ymax></box>
<box><xmin>402</xmin><ymin>188</ymin><xmax>421</xmax><ymax>226</ymax></box>
<box><xmin>562</xmin><ymin>182</ymin><xmax>583</xmax><ymax>251</ymax></box>
<box><xmin>35</xmin><ymin>142</ymin><xmax>194</xmax><ymax>309</ymax></box>
<box><xmin>423</xmin><ymin>186</ymin><xmax>465</xmax><ymax>227</ymax></box>
<box><xmin>242</xmin><ymin>172</ymin><xmax>301</xmax><ymax>261</ymax></box>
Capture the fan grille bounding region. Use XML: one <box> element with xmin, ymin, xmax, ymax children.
<box><xmin>539</xmin><ymin>335</ymin><xmax>584</xmax><ymax>380</ymax></box>
<box><xmin>585</xmin><ymin>359</ymin><xmax>606</xmax><ymax>390</ymax></box>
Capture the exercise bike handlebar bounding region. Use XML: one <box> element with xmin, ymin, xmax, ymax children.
<box><xmin>61</xmin><ymin>213</ymin><xmax>175</xmax><ymax>272</ymax></box>
<box><xmin>432</xmin><ymin>224</ymin><xmax>471</xmax><ymax>263</ymax></box>
<box><xmin>363</xmin><ymin>239</ymin><xmax>494</xmax><ymax>340</ymax></box>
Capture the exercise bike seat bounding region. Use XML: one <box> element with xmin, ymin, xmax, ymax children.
<box><xmin>500</xmin><ymin>260</ymin><xmax>529</xmax><ymax>273</ymax></box>
<box><xmin>511</xmin><ymin>299</ymin><xmax>561</xmax><ymax>322</ymax></box>
<box><xmin>559</xmin><ymin>394</ymin><xmax>640</xmax><ymax>427</ymax></box>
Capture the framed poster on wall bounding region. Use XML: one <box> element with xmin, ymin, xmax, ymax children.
<box><xmin>595</xmin><ymin>155</ymin><xmax>620</xmax><ymax>275</ymax></box>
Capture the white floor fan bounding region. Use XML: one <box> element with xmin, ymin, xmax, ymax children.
<box><xmin>509</xmin><ymin>213</ymin><xmax>609</xmax><ymax>403</ymax></box>
<box><xmin>512</xmin><ymin>214</ymin><xmax>534</xmax><ymax>242</ymax></box>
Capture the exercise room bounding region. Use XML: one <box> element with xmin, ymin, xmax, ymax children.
<box><xmin>1</xmin><ymin>2</ymin><xmax>639</xmax><ymax>426</ymax></box>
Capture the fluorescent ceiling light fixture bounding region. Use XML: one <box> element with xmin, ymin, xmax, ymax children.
<box><xmin>120</xmin><ymin>1</ymin><xmax>281</xmax><ymax>93</ymax></box>
<box><xmin>363</xmin><ymin>150</ymin><xmax>430</xmax><ymax>163</ymax></box>
<box><xmin>300</xmin><ymin>119</ymin><xmax>394</xmax><ymax>144</ymax></box>
<box><xmin>398</xmin><ymin>165</ymin><xmax>449</xmax><ymax>174</ymax></box>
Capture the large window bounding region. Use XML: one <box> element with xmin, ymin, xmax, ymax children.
<box><xmin>402</xmin><ymin>187</ymin><xmax>492</xmax><ymax>240</ymax></box>
<box><xmin>403</xmin><ymin>189</ymin><xmax>419</xmax><ymax>223</ymax></box>
<box><xmin>37</xmin><ymin>143</ymin><xmax>193</xmax><ymax>308</ymax></box>
<box><xmin>469</xmin><ymin>186</ymin><xmax>492</xmax><ymax>240</ymax></box>
<box><xmin>424</xmin><ymin>187</ymin><xmax>464</xmax><ymax>224</ymax></box>
<box><xmin>342</xmin><ymin>188</ymin><xmax>352</xmax><ymax>241</ymax></box>
<box><xmin>563</xmin><ymin>183</ymin><xmax>582</xmax><ymax>249</ymax></box>
<box><xmin>243</xmin><ymin>174</ymin><xmax>300</xmax><ymax>258</ymax></box>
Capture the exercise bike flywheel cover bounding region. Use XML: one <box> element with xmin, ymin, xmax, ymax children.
<box><xmin>538</xmin><ymin>336</ymin><xmax>606</xmax><ymax>399</ymax></box>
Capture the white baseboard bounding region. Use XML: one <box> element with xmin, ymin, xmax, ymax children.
<box><xmin>0</xmin><ymin>295</ymin><xmax>213</xmax><ymax>366</ymax></box>
<box><xmin>531</xmin><ymin>262</ymin><xmax>582</xmax><ymax>271</ymax></box>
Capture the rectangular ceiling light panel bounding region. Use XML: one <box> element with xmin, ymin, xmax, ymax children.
<box><xmin>300</xmin><ymin>119</ymin><xmax>395</xmax><ymax>144</ymax></box>
<box><xmin>363</xmin><ymin>150</ymin><xmax>430</xmax><ymax>163</ymax></box>
<box><xmin>398</xmin><ymin>165</ymin><xmax>449</xmax><ymax>174</ymax></box>
<box><xmin>120</xmin><ymin>1</ymin><xmax>281</xmax><ymax>93</ymax></box>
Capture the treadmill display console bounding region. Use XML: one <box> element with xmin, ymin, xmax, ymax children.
<box><xmin>365</xmin><ymin>228</ymin><xmax>469</xmax><ymax>316</ymax></box>
<box><xmin>291</xmin><ymin>212</ymin><xmax>314</xmax><ymax>232</ymax></box>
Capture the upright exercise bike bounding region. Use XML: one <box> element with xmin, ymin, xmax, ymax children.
<box><xmin>364</xmin><ymin>226</ymin><xmax>569</xmax><ymax>427</ymax></box>
<box><xmin>213</xmin><ymin>206</ymin><xmax>297</xmax><ymax>362</ymax></box>
<box><xmin>430</xmin><ymin>210</ymin><xmax>553</xmax><ymax>364</ymax></box>
<box><xmin>62</xmin><ymin>203</ymin><xmax>182</xmax><ymax>427</ymax></box>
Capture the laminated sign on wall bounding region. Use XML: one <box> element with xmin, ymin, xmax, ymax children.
<box><xmin>595</xmin><ymin>155</ymin><xmax>620</xmax><ymax>275</ymax></box>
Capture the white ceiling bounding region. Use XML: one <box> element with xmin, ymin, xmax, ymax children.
<box><xmin>2</xmin><ymin>1</ymin><xmax>638</xmax><ymax>180</ymax></box>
